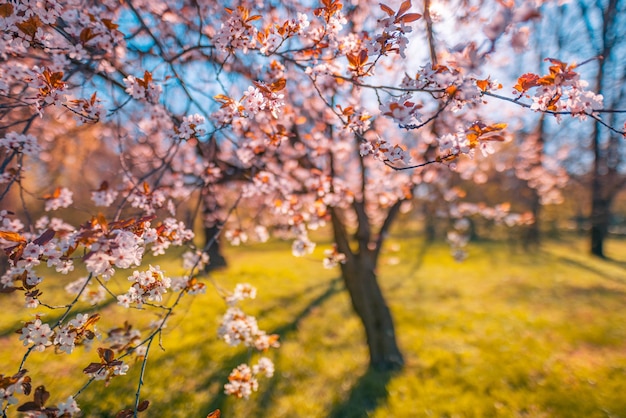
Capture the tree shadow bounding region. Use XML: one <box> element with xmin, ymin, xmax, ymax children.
<box><xmin>199</xmin><ymin>276</ymin><xmax>344</xmax><ymax>415</ymax></box>
<box><xmin>408</xmin><ymin>238</ymin><xmax>432</xmax><ymax>273</ymax></box>
<box><xmin>387</xmin><ymin>238</ymin><xmax>431</xmax><ymax>292</ymax></box>
<box><xmin>602</xmin><ymin>256</ymin><xmax>626</xmax><ymax>270</ymax></box>
<box><xmin>555</xmin><ymin>255</ymin><xmax>626</xmax><ymax>286</ymax></box>
<box><xmin>327</xmin><ymin>367</ymin><xmax>396</xmax><ymax>418</ymax></box>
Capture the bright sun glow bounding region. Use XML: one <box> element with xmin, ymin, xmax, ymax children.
<box><xmin>428</xmin><ymin>0</ymin><xmax>453</xmax><ymax>22</ymax></box>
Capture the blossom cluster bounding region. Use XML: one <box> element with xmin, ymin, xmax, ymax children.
<box><xmin>214</xmin><ymin>6</ymin><xmax>259</xmax><ymax>54</ymax></box>
<box><xmin>258</xmin><ymin>12</ymin><xmax>311</xmax><ymax>55</ymax></box>
<box><xmin>177</xmin><ymin>114</ymin><xmax>206</xmax><ymax>140</ymax></box>
<box><xmin>223</xmin><ymin>357</ymin><xmax>275</xmax><ymax>399</ymax></box>
<box><xmin>18</xmin><ymin>313</ymin><xmax>99</xmax><ymax>355</ymax></box>
<box><xmin>83</xmin><ymin>348</ymin><xmax>130</xmax><ymax>385</ymax></box>
<box><xmin>360</xmin><ymin>136</ymin><xmax>412</xmax><ymax>165</ymax></box>
<box><xmin>373</xmin><ymin>2</ymin><xmax>421</xmax><ymax>58</ymax></box>
<box><xmin>219</xmin><ymin>284</ymin><xmax>278</xmax><ymax>399</ymax></box>
<box><xmin>218</xmin><ymin>306</ymin><xmax>275</xmax><ymax>350</ymax></box>
<box><xmin>91</xmin><ymin>186</ymin><xmax>119</xmax><ymax>207</ymax></box>
<box><xmin>123</xmin><ymin>72</ymin><xmax>162</xmax><ymax>104</ymax></box>
<box><xmin>380</xmin><ymin>95</ymin><xmax>422</xmax><ymax>126</ymax></box>
<box><xmin>530</xmin><ymin>81</ymin><xmax>603</xmax><ymax>121</ymax></box>
<box><xmin>0</xmin><ymin>210</ymin><xmax>194</xmax><ymax>311</ymax></box>
<box><xmin>515</xmin><ymin>59</ymin><xmax>604</xmax><ymax>121</ymax></box>
<box><xmin>212</xmin><ymin>80</ymin><xmax>286</xmax><ymax>128</ymax></box>
<box><xmin>225</xmin><ymin>228</ymin><xmax>248</xmax><ymax>246</ymax></box>
<box><xmin>242</xmin><ymin>82</ymin><xmax>286</xmax><ymax>119</ymax></box>
<box><xmin>323</xmin><ymin>245</ymin><xmax>347</xmax><ymax>269</ymax></box>
<box><xmin>0</xmin><ymin>132</ymin><xmax>41</xmax><ymax>156</ymax></box>
<box><xmin>117</xmin><ymin>265</ymin><xmax>172</xmax><ymax>308</ymax></box>
<box><xmin>66</xmin><ymin>93</ymin><xmax>104</xmax><ymax>125</ymax></box>
<box><xmin>0</xmin><ymin>370</ymin><xmax>30</xmax><ymax>408</ymax></box>
<box><xmin>0</xmin><ymin>1</ymin><xmax>122</xmax><ymax>123</ymax></box>
<box><xmin>44</xmin><ymin>187</ymin><xmax>74</xmax><ymax>212</ymax></box>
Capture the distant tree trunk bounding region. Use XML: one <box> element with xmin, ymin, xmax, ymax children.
<box><xmin>423</xmin><ymin>201</ymin><xmax>437</xmax><ymax>241</ymax></box>
<box><xmin>203</xmin><ymin>192</ymin><xmax>227</xmax><ymax>272</ymax></box>
<box><xmin>523</xmin><ymin>191</ymin><xmax>541</xmax><ymax>251</ymax></box>
<box><xmin>204</xmin><ymin>224</ymin><xmax>227</xmax><ymax>271</ymax></box>
<box><xmin>520</xmin><ymin>112</ymin><xmax>547</xmax><ymax>250</ymax></box>
<box><xmin>339</xmin><ymin>252</ymin><xmax>404</xmax><ymax>371</ymax></box>
<box><xmin>583</xmin><ymin>0</ymin><xmax>624</xmax><ymax>257</ymax></box>
<box><xmin>590</xmin><ymin>184</ymin><xmax>614</xmax><ymax>257</ymax></box>
<box><xmin>590</xmin><ymin>89</ymin><xmax>607</xmax><ymax>257</ymax></box>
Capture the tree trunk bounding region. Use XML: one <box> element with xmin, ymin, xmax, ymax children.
<box><xmin>339</xmin><ymin>253</ymin><xmax>404</xmax><ymax>371</ymax></box>
<box><xmin>586</xmin><ymin>0</ymin><xmax>621</xmax><ymax>257</ymax></box>
<box><xmin>202</xmin><ymin>189</ymin><xmax>228</xmax><ymax>272</ymax></box>
<box><xmin>590</xmin><ymin>195</ymin><xmax>611</xmax><ymax>257</ymax></box>
<box><xmin>423</xmin><ymin>202</ymin><xmax>437</xmax><ymax>242</ymax></box>
<box><xmin>204</xmin><ymin>224</ymin><xmax>227</xmax><ymax>272</ymax></box>
<box><xmin>523</xmin><ymin>191</ymin><xmax>541</xmax><ymax>251</ymax></box>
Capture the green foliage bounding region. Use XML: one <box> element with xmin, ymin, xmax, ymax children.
<box><xmin>2</xmin><ymin>238</ymin><xmax>626</xmax><ymax>417</ymax></box>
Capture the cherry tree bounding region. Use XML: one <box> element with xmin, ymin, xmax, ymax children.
<box><xmin>0</xmin><ymin>0</ymin><xmax>625</xmax><ymax>416</ymax></box>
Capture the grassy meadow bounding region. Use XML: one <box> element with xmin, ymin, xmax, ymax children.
<box><xmin>2</xmin><ymin>234</ymin><xmax>626</xmax><ymax>417</ymax></box>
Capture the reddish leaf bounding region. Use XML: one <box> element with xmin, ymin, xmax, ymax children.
<box><xmin>269</xmin><ymin>78</ymin><xmax>286</xmax><ymax>92</ymax></box>
<box><xmin>98</xmin><ymin>347</ymin><xmax>116</xmax><ymax>363</ymax></box>
<box><xmin>445</xmin><ymin>85</ymin><xmax>458</xmax><ymax>96</ymax></box>
<box><xmin>116</xmin><ymin>409</ymin><xmax>134</xmax><ymax>418</ymax></box>
<box><xmin>0</xmin><ymin>285</ymin><xmax>17</xmax><ymax>293</ymax></box>
<box><xmin>0</xmin><ymin>231</ymin><xmax>26</xmax><ymax>243</ymax></box>
<box><xmin>482</xmin><ymin>122</ymin><xmax>507</xmax><ymax>133</ymax></box>
<box><xmin>513</xmin><ymin>73</ymin><xmax>540</xmax><ymax>92</ymax></box>
<box><xmin>214</xmin><ymin>94</ymin><xmax>231</xmax><ymax>103</ymax></box>
<box><xmin>476</xmin><ymin>80</ymin><xmax>489</xmax><ymax>91</ymax></box>
<box><xmin>398</xmin><ymin>0</ymin><xmax>412</xmax><ymax>16</ymax></box>
<box><xmin>42</xmin><ymin>70</ymin><xmax>65</xmax><ymax>90</ymax></box>
<box><xmin>379</xmin><ymin>3</ymin><xmax>394</xmax><ymax>15</ymax></box>
<box><xmin>96</xmin><ymin>213</ymin><xmax>108</xmax><ymax>233</ymax></box>
<box><xmin>33</xmin><ymin>385</ymin><xmax>49</xmax><ymax>407</ymax></box>
<box><xmin>101</xmin><ymin>18</ymin><xmax>119</xmax><ymax>31</ymax></box>
<box><xmin>80</xmin><ymin>27</ymin><xmax>98</xmax><ymax>43</ymax></box>
<box><xmin>476</xmin><ymin>78</ymin><xmax>498</xmax><ymax>91</ymax></box>
<box><xmin>0</xmin><ymin>3</ymin><xmax>14</xmax><ymax>17</ymax></box>
<box><xmin>83</xmin><ymin>313</ymin><xmax>101</xmax><ymax>328</ymax></box>
<box><xmin>43</xmin><ymin>186</ymin><xmax>62</xmax><ymax>200</ymax></box>
<box><xmin>358</xmin><ymin>49</ymin><xmax>368</xmax><ymax>65</ymax></box>
<box><xmin>399</xmin><ymin>13</ymin><xmax>422</xmax><ymax>23</ymax></box>
<box><xmin>33</xmin><ymin>229</ymin><xmax>55</xmax><ymax>246</ymax></box>
<box><xmin>16</xmin><ymin>16</ymin><xmax>42</xmax><ymax>38</ymax></box>
<box><xmin>138</xmin><ymin>400</ymin><xmax>150</xmax><ymax>412</ymax></box>
<box><xmin>83</xmin><ymin>363</ymin><xmax>104</xmax><ymax>374</ymax></box>
<box><xmin>17</xmin><ymin>401</ymin><xmax>39</xmax><ymax>412</ymax></box>
<box><xmin>96</xmin><ymin>181</ymin><xmax>109</xmax><ymax>191</ymax></box>
<box><xmin>207</xmin><ymin>409</ymin><xmax>221</xmax><ymax>418</ymax></box>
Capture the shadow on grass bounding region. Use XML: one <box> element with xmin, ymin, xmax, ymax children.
<box><xmin>555</xmin><ymin>255</ymin><xmax>626</xmax><ymax>286</ymax></box>
<box><xmin>407</xmin><ymin>238</ymin><xmax>432</xmax><ymax>274</ymax></box>
<box><xmin>327</xmin><ymin>367</ymin><xmax>396</xmax><ymax>418</ymax></box>
<box><xmin>387</xmin><ymin>239</ymin><xmax>431</xmax><ymax>292</ymax></box>
<box><xmin>200</xmin><ymin>276</ymin><xmax>344</xmax><ymax>415</ymax></box>
<box><xmin>603</xmin><ymin>256</ymin><xmax>626</xmax><ymax>270</ymax></box>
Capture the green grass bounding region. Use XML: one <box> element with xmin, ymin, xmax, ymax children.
<box><xmin>2</xmin><ymin>235</ymin><xmax>626</xmax><ymax>417</ymax></box>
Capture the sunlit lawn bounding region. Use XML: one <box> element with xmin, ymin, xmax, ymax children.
<box><xmin>2</xmin><ymin>234</ymin><xmax>626</xmax><ymax>417</ymax></box>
